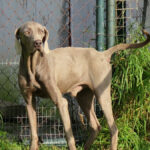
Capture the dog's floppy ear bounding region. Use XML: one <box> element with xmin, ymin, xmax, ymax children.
<box><xmin>43</xmin><ymin>27</ymin><xmax>49</xmax><ymax>43</ymax></box>
<box><xmin>15</xmin><ymin>28</ymin><xmax>22</xmax><ymax>55</ymax></box>
<box><xmin>43</xmin><ymin>27</ymin><xmax>49</xmax><ymax>53</ymax></box>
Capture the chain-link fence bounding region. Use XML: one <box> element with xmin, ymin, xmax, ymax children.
<box><xmin>0</xmin><ymin>0</ymin><xmax>149</xmax><ymax>146</ymax></box>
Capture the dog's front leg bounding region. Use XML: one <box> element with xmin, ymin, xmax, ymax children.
<box><xmin>43</xmin><ymin>80</ymin><xmax>76</xmax><ymax>150</ymax></box>
<box><xmin>58</xmin><ymin>97</ymin><xmax>76</xmax><ymax>150</ymax></box>
<box><xmin>25</xmin><ymin>93</ymin><xmax>38</xmax><ymax>150</ymax></box>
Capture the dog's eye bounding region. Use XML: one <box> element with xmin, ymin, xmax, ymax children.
<box><xmin>39</xmin><ymin>29</ymin><xmax>44</xmax><ymax>34</ymax></box>
<box><xmin>24</xmin><ymin>31</ymin><xmax>31</xmax><ymax>36</ymax></box>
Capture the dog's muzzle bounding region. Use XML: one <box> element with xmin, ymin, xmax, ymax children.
<box><xmin>34</xmin><ymin>40</ymin><xmax>44</xmax><ymax>56</ymax></box>
<box><xmin>34</xmin><ymin>40</ymin><xmax>42</xmax><ymax>48</ymax></box>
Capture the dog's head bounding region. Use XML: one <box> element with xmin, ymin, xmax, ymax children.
<box><xmin>15</xmin><ymin>21</ymin><xmax>49</xmax><ymax>55</ymax></box>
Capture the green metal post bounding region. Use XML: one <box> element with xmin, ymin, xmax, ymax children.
<box><xmin>96</xmin><ymin>0</ymin><xmax>104</xmax><ymax>51</ymax></box>
<box><xmin>107</xmin><ymin>0</ymin><xmax>115</xmax><ymax>48</ymax></box>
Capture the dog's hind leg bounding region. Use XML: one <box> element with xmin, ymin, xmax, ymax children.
<box><xmin>96</xmin><ymin>85</ymin><xmax>118</xmax><ymax>150</ymax></box>
<box><xmin>76</xmin><ymin>88</ymin><xmax>101</xmax><ymax>150</ymax></box>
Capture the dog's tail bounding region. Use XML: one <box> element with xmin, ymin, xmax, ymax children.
<box><xmin>104</xmin><ymin>30</ymin><xmax>150</xmax><ymax>57</ymax></box>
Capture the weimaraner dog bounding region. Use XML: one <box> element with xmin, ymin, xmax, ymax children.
<box><xmin>15</xmin><ymin>21</ymin><xmax>150</xmax><ymax>150</ymax></box>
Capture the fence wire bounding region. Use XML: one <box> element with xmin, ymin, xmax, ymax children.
<box><xmin>0</xmin><ymin>0</ymin><xmax>146</xmax><ymax>146</ymax></box>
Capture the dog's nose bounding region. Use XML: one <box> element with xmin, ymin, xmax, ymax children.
<box><xmin>34</xmin><ymin>40</ymin><xmax>42</xmax><ymax>47</ymax></box>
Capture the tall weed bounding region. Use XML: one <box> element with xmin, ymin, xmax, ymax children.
<box><xmin>110</xmin><ymin>28</ymin><xmax>150</xmax><ymax>149</ymax></box>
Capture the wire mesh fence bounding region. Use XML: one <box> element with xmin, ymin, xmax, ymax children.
<box><xmin>0</xmin><ymin>0</ymin><xmax>147</xmax><ymax>146</ymax></box>
<box><xmin>115</xmin><ymin>0</ymin><xmax>139</xmax><ymax>42</ymax></box>
<box><xmin>1</xmin><ymin>102</ymin><xmax>87</xmax><ymax>145</ymax></box>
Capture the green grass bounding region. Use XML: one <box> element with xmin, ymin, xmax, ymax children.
<box><xmin>0</xmin><ymin>131</ymin><xmax>67</xmax><ymax>150</ymax></box>
<box><xmin>111</xmin><ymin>28</ymin><xmax>150</xmax><ymax>149</ymax></box>
<box><xmin>0</xmin><ymin>131</ymin><xmax>25</xmax><ymax>150</ymax></box>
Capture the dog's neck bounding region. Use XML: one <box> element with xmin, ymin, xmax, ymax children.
<box><xmin>19</xmin><ymin>46</ymin><xmax>42</xmax><ymax>90</ymax></box>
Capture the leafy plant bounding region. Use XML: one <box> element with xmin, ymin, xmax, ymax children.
<box><xmin>0</xmin><ymin>112</ymin><xmax>3</xmax><ymax>129</ymax></box>
<box><xmin>110</xmin><ymin>28</ymin><xmax>150</xmax><ymax>149</ymax></box>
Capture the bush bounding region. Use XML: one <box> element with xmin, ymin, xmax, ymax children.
<box><xmin>111</xmin><ymin>28</ymin><xmax>150</xmax><ymax>149</ymax></box>
<box><xmin>0</xmin><ymin>131</ymin><xmax>27</xmax><ymax>150</ymax></box>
